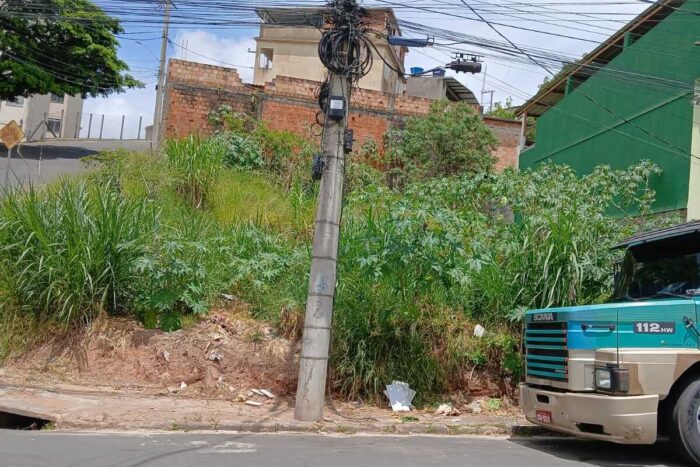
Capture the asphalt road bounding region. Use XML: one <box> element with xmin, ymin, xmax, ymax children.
<box><xmin>0</xmin><ymin>139</ymin><xmax>151</xmax><ymax>188</ymax></box>
<box><xmin>0</xmin><ymin>431</ymin><xmax>687</xmax><ymax>467</ymax></box>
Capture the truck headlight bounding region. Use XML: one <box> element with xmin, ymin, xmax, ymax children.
<box><xmin>595</xmin><ymin>368</ymin><xmax>612</xmax><ymax>390</ymax></box>
<box><xmin>595</xmin><ymin>366</ymin><xmax>629</xmax><ymax>393</ymax></box>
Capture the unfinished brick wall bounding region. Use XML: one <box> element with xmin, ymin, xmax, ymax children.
<box><xmin>260</xmin><ymin>99</ymin><xmax>318</xmax><ymax>137</ymax></box>
<box><xmin>164</xmin><ymin>60</ymin><xmax>256</xmax><ymax>139</ymax></box>
<box><xmin>484</xmin><ymin>117</ymin><xmax>521</xmax><ymax>171</ymax></box>
<box><xmin>163</xmin><ymin>59</ymin><xmax>521</xmax><ymax>169</ymax></box>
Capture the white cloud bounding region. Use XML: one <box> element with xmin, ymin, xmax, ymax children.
<box><xmin>172</xmin><ymin>31</ymin><xmax>256</xmax><ymax>82</ymax></box>
<box><xmin>81</xmin><ymin>86</ymin><xmax>155</xmax><ymax>139</ymax></box>
<box><xmin>81</xmin><ymin>30</ymin><xmax>255</xmax><ymax>139</ymax></box>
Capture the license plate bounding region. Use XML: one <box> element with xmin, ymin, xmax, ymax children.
<box><xmin>536</xmin><ymin>410</ymin><xmax>552</xmax><ymax>423</ymax></box>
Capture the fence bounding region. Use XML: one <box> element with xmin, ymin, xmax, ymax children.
<box><xmin>73</xmin><ymin>113</ymin><xmax>151</xmax><ymax>140</ymax></box>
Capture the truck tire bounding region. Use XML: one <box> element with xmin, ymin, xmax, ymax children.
<box><xmin>671</xmin><ymin>379</ymin><xmax>700</xmax><ymax>465</ymax></box>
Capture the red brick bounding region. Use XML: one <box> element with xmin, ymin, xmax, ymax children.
<box><xmin>163</xmin><ymin>59</ymin><xmax>520</xmax><ymax>170</ymax></box>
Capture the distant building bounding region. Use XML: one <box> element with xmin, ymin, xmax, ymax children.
<box><xmin>0</xmin><ymin>93</ymin><xmax>83</xmax><ymax>141</ymax></box>
<box><xmin>253</xmin><ymin>7</ymin><xmax>406</xmax><ymax>95</ymax></box>
<box><xmin>163</xmin><ymin>7</ymin><xmax>522</xmax><ymax>171</ymax></box>
<box><xmin>517</xmin><ymin>0</ymin><xmax>699</xmax><ymax>218</ymax></box>
<box><xmin>405</xmin><ymin>75</ymin><xmax>480</xmax><ymax>106</ymax></box>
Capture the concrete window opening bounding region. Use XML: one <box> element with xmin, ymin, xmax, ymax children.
<box><xmin>260</xmin><ymin>48</ymin><xmax>274</xmax><ymax>69</ymax></box>
<box><xmin>6</xmin><ymin>96</ymin><xmax>25</xmax><ymax>107</ymax></box>
<box><xmin>50</xmin><ymin>94</ymin><xmax>65</xmax><ymax>104</ymax></box>
<box><xmin>46</xmin><ymin>118</ymin><xmax>62</xmax><ymax>136</ymax></box>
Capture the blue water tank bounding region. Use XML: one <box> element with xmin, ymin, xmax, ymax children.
<box><xmin>432</xmin><ymin>68</ymin><xmax>446</xmax><ymax>77</ymax></box>
<box><xmin>410</xmin><ymin>67</ymin><xmax>424</xmax><ymax>76</ymax></box>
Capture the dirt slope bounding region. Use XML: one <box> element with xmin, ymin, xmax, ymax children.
<box><xmin>3</xmin><ymin>308</ymin><xmax>298</xmax><ymax>399</ymax></box>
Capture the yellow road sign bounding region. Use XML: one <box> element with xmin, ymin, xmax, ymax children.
<box><xmin>0</xmin><ymin>120</ymin><xmax>24</xmax><ymax>149</ymax></box>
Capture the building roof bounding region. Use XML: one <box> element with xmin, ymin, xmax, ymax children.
<box><xmin>517</xmin><ymin>0</ymin><xmax>687</xmax><ymax>117</ymax></box>
<box><xmin>613</xmin><ymin>220</ymin><xmax>700</xmax><ymax>249</ymax></box>
<box><xmin>255</xmin><ymin>7</ymin><xmax>400</xmax><ymax>32</ymax></box>
<box><xmin>256</xmin><ymin>7</ymin><xmax>326</xmax><ymax>27</ymax></box>
<box><xmin>444</xmin><ymin>77</ymin><xmax>479</xmax><ymax>105</ymax></box>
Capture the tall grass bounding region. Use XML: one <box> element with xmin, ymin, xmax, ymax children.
<box><xmin>210</xmin><ymin>171</ymin><xmax>315</xmax><ymax>237</ymax></box>
<box><xmin>0</xmin><ymin>181</ymin><xmax>155</xmax><ymax>325</ymax></box>
<box><xmin>165</xmin><ymin>135</ymin><xmax>226</xmax><ymax>208</ymax></box>
<box><xmin>0</xmin><ymin>134</ymin><xmax>674</xmax><ymax>402</ymax></box>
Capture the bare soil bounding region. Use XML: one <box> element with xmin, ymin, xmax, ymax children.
<box><xmin>2</xmin><ymin>306</ymin><xmax>298</xmax><ymax>400</ymax></box>
<box><xmin>1</xmin><ymin>304</ymin><xmax>517</xmax><ymax>418</ymax></box>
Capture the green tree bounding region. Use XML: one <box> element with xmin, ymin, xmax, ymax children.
<box><xmin>486</xmin><ymin>97</ymin><xmax>517</xmax><ymax>120</ymax></box>
<box><xmin>387</xmin><ymin>100</ymin><xmax>498</xmax><ymax>181</ymax></box>
<box><xmin>0</xmin><ymin>0</ymin><xmax>140</xmax><ymax>100</ymax></box>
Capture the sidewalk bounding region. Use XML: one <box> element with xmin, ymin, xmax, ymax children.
<box><xmin>0</xmin><ymin>382</ymin><xmax>546</xmax><ymax>436</ymax></box>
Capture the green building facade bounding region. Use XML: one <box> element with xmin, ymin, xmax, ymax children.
<box><xmin>518</xmin><ymin>0</ymin><xmax>700</xmax><ymax>215</ymax></box>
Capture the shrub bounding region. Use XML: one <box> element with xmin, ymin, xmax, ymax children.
<box><xmin>225</xmin><ymin>224</ymin><xmax>309</xmax><ymax>321</ymax></box>
<box><xmin>0</xmin><ymin>181</ymin><xmax>155</xmax><ymax>325</ymax></box>
<box><xmin>211</xmin><ymin>132</ymin><xmax>264</xmax><ymax>170</ymax></box>
<box><xmin>133</xmin><ymin>212</ymin><xmax>230</xmax><ymax>331</ymax></box>
<box><xmin>327</xmin><ymin>160</ymin><xmax>668</xmax><ymax>401</ymax></box>
<box><xmin>207</xmin><ymin>105</ymin><xmax>317</xmax><ymax>190</ymax></box>
<box><xmin>165</xmin><ymin>135</ymin><xmax>226</xmax><ymax>208</ymax></box>
<box><xmin>467</xmin><ymin>161</ymin><xmax>668</xmax><ymax>322</ymax></box>
<box><xmin>387</xmin><ymin>100</ymin><xmax>498</xmax><ymax>182</ymax></box>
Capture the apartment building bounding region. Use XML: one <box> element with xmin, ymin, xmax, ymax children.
<box><xmin>0</xmin><ymin>93</ymin><xmax>83</xmax><ymax>141</ymax></box>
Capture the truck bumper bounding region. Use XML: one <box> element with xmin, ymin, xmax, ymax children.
<box><xmin>519</xmin><ymin>383</ymin><xmax>659</xmax><ymax>444</ymax></box>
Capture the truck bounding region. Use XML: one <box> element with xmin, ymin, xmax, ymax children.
<box><xmin>520</xmin><ymin>221</ymin><xmax>700</xmax><ymax>464</ymax></box>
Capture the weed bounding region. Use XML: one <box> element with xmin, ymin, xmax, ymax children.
<box><xmin>486</xmin><ymin>398</ymin><xmax>501</xmax><ymax>411</ymax></box>
<box><xmin>210</xmin><ymin>171</ymin><xmax>314</xmax><ymax>236</ymax></box>
<box><xmin>335</xmin><ymin>424</ymin><xmax>357</xmax><ymax>434</ymax></box>
<box><xmin>401</xmin><ymin>416</ymin><xmax>419</xmax><ymax>423</ymax></box>
<box><xmin>247</xmin><ymin>330</ymin><xmax>264</xmax><ymax>343</ymax></box>
<box><xmin>0</xmin><ymin>181</ymin><xmax>155</xmax><ymax>325</ymax></box>
<box><xmin>41</xmin><ymin>421</ymin><xmax>56</xmax><ymax>431</ymax></box>
<box><xmin>165</xmin><ymin>135</ymin><xmax>225</xmax><ymax>209</ymax></box>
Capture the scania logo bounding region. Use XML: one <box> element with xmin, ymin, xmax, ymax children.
<box><xmin>532</xmin><ymin>312</ymin><xmax>557</xmax><ymax>322</ymax></box>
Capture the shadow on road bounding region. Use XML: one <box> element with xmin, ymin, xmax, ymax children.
<box><xmin>15</xmin><ymin>145</ymin><xmax>97</xmax><ymax>161</ymax></box>
<box><xmin>510</xmin><ymin>437</ymin><xmax>685</xmax><ymax>467</ymax></box>
<box><xmin>13</xmin><ymin>140</ymin><xmax>151</xmax><ymax>161</ymax></box>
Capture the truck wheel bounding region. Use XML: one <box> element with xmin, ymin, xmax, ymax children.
<box><xmin>671</xmin><ymin>380</ymin><xmax>700</xmax><ymax>465</ymax></box>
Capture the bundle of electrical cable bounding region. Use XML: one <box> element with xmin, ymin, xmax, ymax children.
<box><xmin>318</xmin><ymin>0</ymin><xmax>373</xmax><ymax>81</ymax></box>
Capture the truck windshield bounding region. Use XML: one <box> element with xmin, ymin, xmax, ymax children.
<box><xmin>614</xmin><ymin>245</ymin><xmax>700</xmax><ymax>300</ymax></box>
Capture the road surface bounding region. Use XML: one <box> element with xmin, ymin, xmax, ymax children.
<box><xmin>0</xmin><ymin>431</ymin><xmax>685</xmax><ymax>467</ymax></box>
<box><xmin>0</xmin><ymin>140</ymin><xmax>151</xmax><ymax>188</ymax></box>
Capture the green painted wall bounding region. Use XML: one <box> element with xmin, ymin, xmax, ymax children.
<box><xmin>520</xmin><ymin>3</ymin><xmax>700</xmax><ymax>213</ymax></box>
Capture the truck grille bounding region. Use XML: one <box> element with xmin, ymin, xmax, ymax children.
<box><xmin>525</xmin><ymin>321</ymin><xmax>568</xmax><ymax>381</ymax></box>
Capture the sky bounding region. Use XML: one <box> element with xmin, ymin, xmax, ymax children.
<box><xmin>82</xmin><ymin>0</ymin><xmax>651</xmax><ymax>138</ymax></box>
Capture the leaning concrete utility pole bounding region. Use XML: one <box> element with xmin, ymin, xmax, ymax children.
<box><xmin>295</xmin><ymin>0</ymin><xmax>362</xmax><ymax>422</ymax></box>
<box><xmin>152</xmin><ymin>0</ymin><xmax>171</xmax><ymax>146</ymax></box>
<box><xmin>294</xmin><ymin>73</ymin><xmax>348</xmax><ymax>421</ymax></box>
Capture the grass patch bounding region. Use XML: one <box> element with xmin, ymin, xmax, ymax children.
<box><xmin>210</xmin><ymin>171</ymin><xmax>315</xmax><ymax>236</ymax></box>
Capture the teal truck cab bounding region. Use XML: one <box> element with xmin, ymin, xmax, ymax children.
<box><xmin>520</xmin><ymin>221</ymin><xmax>700</xmax><ymax>463</ymax></box>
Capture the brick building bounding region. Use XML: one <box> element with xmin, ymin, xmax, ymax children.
<box><xmin>162</xmin><ymin>59</ymin><xmax>520</xmax><ymax>170</ymax></box>
<box><xmin>161</xmin><ymin>7</ymin><xmax>521</xmax><ymax>170</ymax></box>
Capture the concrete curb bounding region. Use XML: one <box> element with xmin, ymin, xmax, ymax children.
<box><xmin>52</xmin><ymin>418</ymin><xmax>553</xmax><ymax>437</ymax></box>
<box><xmin>0</xmin><ymin>383</ymin><xmax>555</xmax><ymax>438</ymax></box>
